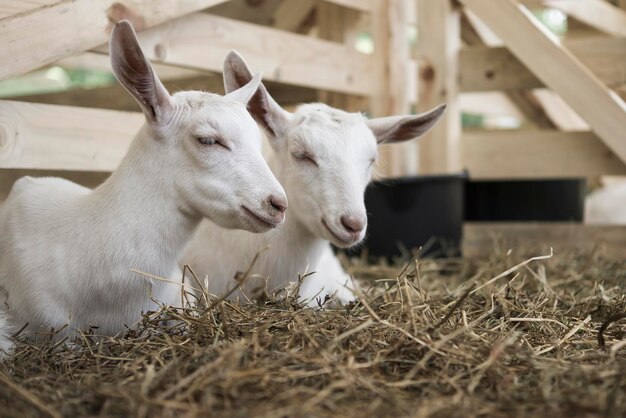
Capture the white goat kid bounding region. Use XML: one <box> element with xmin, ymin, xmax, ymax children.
<box><xmin>183</xmin><ymin>52</ymin><xmax>445</xmax><ymax>306</ymax></box>
<box><xmin>0</xmin><ymin>22</ymin><xmax>287</xmax><ymax>355</ymax></box>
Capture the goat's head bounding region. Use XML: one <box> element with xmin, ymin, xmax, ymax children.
<box><xmin>223</xmin><ymin>51</ymin><xmax>445</xmax><ymax>247</ymax></box>
<box><xmin>109</xmin><ymin>21</ymin><xmax>287</xmax><ymax>232</ymax></box>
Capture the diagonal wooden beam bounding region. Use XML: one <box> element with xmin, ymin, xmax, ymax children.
<box><xmin>0</xmin><ymin>0</ymin><xmax>229</xmax><ymax>81</ymax></box>
<box><xmin>460</xmin><ymin>0</ymin><xmax>626</xmax><ymax>165</ymax></box>
<box><xmin>544</xmin><ymin>0</ymin><xmax>626</xmax><ymax>38</ymax></box>
<box><xmin>459</xmin><ymin>37</ymin><xmax>626</xmax><ymax>91</ymax></box>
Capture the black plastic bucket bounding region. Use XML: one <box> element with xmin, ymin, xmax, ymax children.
<box><xmin>465</xmin><ymin>179</ymin><xmax>586</xmax><ymax>222</ymax></box>
<box><xmin>354</xmin><ymin>173</ymin><xmax>466</xmax><ymax>260</ymax></box>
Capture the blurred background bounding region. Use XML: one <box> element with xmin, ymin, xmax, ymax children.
<box><xmin>0</xmin><ymin>0</ymin><xmax>624</xmax><ymax>258</ymax></box>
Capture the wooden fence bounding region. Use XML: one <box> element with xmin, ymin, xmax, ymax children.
<box><xmin>1</xmin><ymin>0</ymin><xmax>625</xmax><ymax>250</ymax></box>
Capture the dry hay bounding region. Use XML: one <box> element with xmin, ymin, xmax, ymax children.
<box><xmin>1</xmin><ymin>248</ymin><xmax>625</xmax><ymax>418</ymax></box>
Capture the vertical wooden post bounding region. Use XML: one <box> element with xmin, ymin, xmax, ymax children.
<box><xmin>416</xmin><ymin>0</ymin><xmax>462</xmax><ymax>174</ymax></box>
<box><xmin>371</xmin><ymin>0</ymin><xmax>413</xmax><ymax>177</ymax></box>
<box><xmin>317</xmin><ymin>1</ymin><xmax>364</xmax><ymax>112</ymax></box>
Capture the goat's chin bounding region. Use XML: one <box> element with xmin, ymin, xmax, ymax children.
<box><xmin>320</xmin><ymin>220</ymin><xmax>364</xmax><ymax>248</ymax></box>
<box><xmin>329</xmin><ymin>236</ymin><xmax>364</xmax><ymax>249</ymax></box>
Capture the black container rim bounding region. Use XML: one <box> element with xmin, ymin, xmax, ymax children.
<box><xmin>466</xmin><ymin>178</ymin><xmax>586</xmax><ymax>184</ymax></box>
<box><xmin>372</xmin><ymin>171</ymin><xmax>468</xmax><ymax>186</ymax></box>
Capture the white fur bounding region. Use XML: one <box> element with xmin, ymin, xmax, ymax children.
<box><xmin>585</xmin><ymin>180</ymin><xmax>626</xmax><ymax>224</ymax></box>
<box><xmin>0</xmin><ymin>23</ymin><xmax>286</xmax><ymax>355</ymax></box>
<box><xmin>183</xmin><ymin>52</ymin><xmax>445</xmax><ymax>307</ymax></box>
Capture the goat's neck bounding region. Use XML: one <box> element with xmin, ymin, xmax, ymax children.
<box><xmin>88</xmin><ymin>125</ymin><xmax>199</xmax><ymax>265</ymax></box>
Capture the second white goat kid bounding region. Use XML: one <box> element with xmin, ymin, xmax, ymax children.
<box><xmin>183</xmin><ymin>52</ymin><xmax>445</xmax><ymax>306</ymax></box>
<box><xmin>0</xmin><ymin>22</ymin><xmax>287</xmax><ymax>354</ymax></box>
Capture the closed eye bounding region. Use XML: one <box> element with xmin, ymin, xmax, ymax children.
<box><xmin>291</xmin><ymin>151</ymin><xmax>318</xmax><ymax>167</ymax></box>
<box><xmin>196</xmin><ymin>136</ymin><xmax>230</xmax><ymax>150</ymax></box>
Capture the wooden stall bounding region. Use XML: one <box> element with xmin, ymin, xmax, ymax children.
<box><xmin>0</xmin><ymin>0</ymin><xmax>625</xmax><ymax>255</ymax></box>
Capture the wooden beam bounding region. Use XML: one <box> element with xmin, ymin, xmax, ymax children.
<box><xmin>94</xmin><ymin>13</ymin><xmax>373</xmax><ymax>96</ymax></box>
<box><xmin>321</xmin><ymin>0</ymin><xmax>371</xmax><ymax>12</ymax></box>
<box><xmin>0</xmin><ymin>101</ymin><xmax>141</xmax><ymax>171</ymax></box>
<box><xmin>207</xmin><ymin>0</ymin><xmax>282</xmax><ymax>26</ymax></box>
<box><xmin>506</xmin><ymin>91</ymin><xmax>556</xmax><ymax>129</ymax></box>
<box><xmin>369</xmin><ymin>0</ymin><xmax>415</xmax><ymax>177</ymax></box>
<box><xmin>416</xmin><ymin>0</ymin><xmax>462</xmax><ymax>174</ymax></box>
<box><xmin>0</xmin><ymin>0</ymin><xmax>229</xmax><ymax>81</ymax></box>
<box><xmin>54</xmin><ymin>52</ymin><xmax>208</xmax><ymax>81</ymax></box>
<box><xmin>460</xmin><ymin>12</ymin><xmax>555</xmax><ymax>129</ymax></box>
<box><xmin>273</xmin><ymin>0</ymin><xmax>316</xmax><ymax>32</ymax></box>
<box><xmin>316</xmin><ymin>1</ymin><xmax>365</xmax><ymax>110</ymax></box>
<box><xmin>7</xmin><ymin>76</ymin><xmax>318</xmax><ymax>110</ymax></box>
<box><xmin>463</xmin><ymin>130</ymin><xmax>626</xmax><ymax>179</ymax></box>
<box><xmin>459</xmin><ymin>37</ymin><xmax>626</xmax><ymax>92</ymax></box>
<box><xmin>0</xmin><ymin>0</ymin><xmax>59</xmax><ymax>20</ymax></box>
<box><xmin>463</xmin><ymin>222</ymin><xmax>626</xmax><ymax>261</ymax></box>
<box><xmin>460</xmin><ymin>0</ymin><xmax>626</xmax><ymax>165</ymax></box>
<box><xmin>544</xmin><ymin>0</ymin><xmax>626</xmax><ymax>38</ymax></box>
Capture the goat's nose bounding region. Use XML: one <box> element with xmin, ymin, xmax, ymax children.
<box><xmin>269</xmin><ymin>194</ymin><xmax>288</xmax><ymax>214</ymax></box>
<box><xmin>341</xmin><ymin>214</ymin><xmax>366</xmax><ymax>233</ymax></box>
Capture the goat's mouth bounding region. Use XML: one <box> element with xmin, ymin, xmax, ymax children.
<box><xmin>321</xmin><ymin>218</ymin><xmax>360</xmax><ymax>247</ymax></box>
<box><xmin>242</xmin><ymin>206</ymin><xmax>281</xmax><ymax>229</ymax></box>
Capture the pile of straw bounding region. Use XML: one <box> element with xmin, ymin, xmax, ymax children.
<box><xmin>1</xmin><ymin>248</ymin><xmax>624</xmax><ymax>418</ymax></box>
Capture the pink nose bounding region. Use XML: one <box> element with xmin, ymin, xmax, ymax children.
<box><xmin>269</xmin><ymin>195</ymin><xmax>288</xmax><ymax>214</ymax></box>
<box><xmin>341</xmin><ymin>214</ymin><xmax>366</xmax><ymax>233</ymax></box>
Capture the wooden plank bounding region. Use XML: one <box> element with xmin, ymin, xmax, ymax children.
<box><xmin>273</xmin><ymin>0</ymin><xmax>316</xmax><ymax>32</ymax></box>
<box><xmin>544</xmin><ymin>0</ymin><xmax>626</xmax><ymax>38</ymax></box>
<box><xmin>459</xmin><ymin>37</ymin><xmax>626</xmax><ymax>91</ymax></box>
<box><xmin>7</xmin><ymin>76</ymin><xmax>318</xmax><ymax>110</ymax></box>
<box><xmin>0</xmin><ymin>0</ymin><xmax>61</xmax><ymax>20</ymax></box>
<box><xmin>0</xmin><ymin>0</ymin><xmax>229</xmax><ymax>80</ymax></box>
<box><xmin>54</xmin><ymin>52</ymin><xmax>208</xmax><ymax>81</ymax></box>
<box><xmin>416</xmin><ymin>0</ymin><xmax>462</xmax><ymax>174</ymax></box>
<box><xmin>369</xmin><ymin>0</ymin><xmax>415</xmax><ymax>177</ymax></box>
<box><xmin>460</xmin><ymin>0</ymin><xmax>626</xmax><ymax>165</ymax></box>
<box><xmin>0</xmin><ymin>101</ymin><xmax>141</xmax><ymax>171</ymax></box>
<box><xmin>322</xmin><ymin>0</ymin><xmax>372</xmax><ymax>12</ymax></box>
<box><xmin>316</xmin><ymin>1</ymin><xmax>365</xmax><ymax>110</ymax></box>
<box><xmin>463</xmin><ymin>222</ymin><xmax>626</xmax><ymax>260</ymax></box>
<box><xmin>463</xmin><ymin>130</ymin><xmax>626</xmax><ymax>179</ymax></box>
<box><xmin>460</xmin><ymin>12</ymin><xmax>556</xmax><ymax>129</ymax></box>
<box><xmin>94</xmin><ymin>13</ymin><xmax>373</xmax><ymax>96</ymax></box>
<box><xmin>206</xmin><ymin>0</ymin><xmax>282</xmax><ymax>26</ymax></box>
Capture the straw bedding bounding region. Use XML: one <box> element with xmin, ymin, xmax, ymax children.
<box><xmin>1</xmin><ymin>247</ymin><xmax>625</xmax><ymax>418</ymax></box>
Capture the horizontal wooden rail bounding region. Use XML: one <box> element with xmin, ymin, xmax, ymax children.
<box><xmin>460</xmin><ymin>37</ymin><xmax>626</xmax><ymax>91</ymax></box>
<box><xmin>92</xmin><ymin>12</ymin><xmax>374</xmax><ymax>96</ymax></box>
<box><xmin>463</xmin><ymin>130</ymin><xmax>626</xmax><ymax>179</ymax></box>
<box><xmin>463</xmin><ymin>222</ymin><xmax>626</xmax><ymax>260</ymax></box>
<box><xmin>0</xmin><ymin>101</ymin><xmax>140</xmax><ymax>171</ymax></box>
<box><xmin>0</xmin><ymin>0</ymin><xmax>230</xmax><ymax>81</ymax></box>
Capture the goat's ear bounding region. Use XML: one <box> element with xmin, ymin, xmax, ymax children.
<box><xmin>223</xmin><ymin>50</ymin><xmax>292</xmax><ymax>141</ymax></box>
<box><xmin>225</xmin><ymin>72</ymin><xmax>262</xmax><ymax>105</ymax></box>
<box><xmin>366</xmin><ymin>104</ymin><xmax>446</xmax><ymax>144</ymax></box>
<box><xmin>110</xmin><ymin>20</ymin><xmax>171</xmax><ymax>123</ymax></box>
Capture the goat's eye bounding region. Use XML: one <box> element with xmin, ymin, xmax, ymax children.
<box><xmin>291</xmin><ymin>151</ymin><xmax>318</xmax><ymax>166</ymax></box>
<box><xmin>196</xmin><ymin>136</ymin><xmax>229</xmax><ymax>150</ymax></box>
